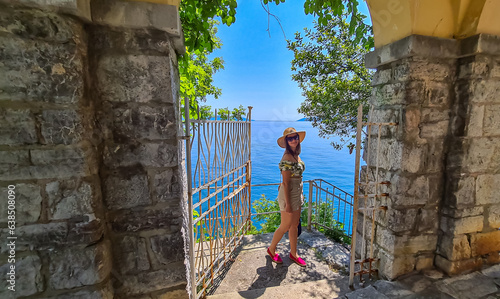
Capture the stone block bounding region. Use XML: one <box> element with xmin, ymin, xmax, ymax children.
<box><xmin>486</xmin><ymin>252</ymin><xmax>500</xmax><ymax>265</ymax></box>
<box><xmin>103</xmin><ymin>173</ymin><xmax>150</xmax><ymax>210</ymax></box>
<box><xmin>436</xmin><ymin>271</ymin><xmax>498</xmax><ymax>299</ymax></box>
<box><xmin>393</xmin><ymin>175</ymin><xmax>429</xmax><ymax>202</ymax></box>
<box><xmin>49</xmin><ymin>240</ymin><xmax>112</xmax><ymax>290</ymax></box>
<box><xmin>364</xmin><ymin>138</ymin><xmax>402</xmax><ymax>171</ymax></box>
<box><xmin>409</xmin><ymin>81</ymin><xmax>452</xmax><ymax>107</ymax></box>
<box><xmin>468</xmin><ymin>80</ymin><xmax>500</xmax><ymax>104</ymax></box>
<box><xmin>41</xmin><ymin>281</ymin><xmax>114</xmax><ymax>299</ymax></box>
<box><xmin>0</xmin><ymin>255</ymin><xmax>43</xmax><ymax>298</ymax></box>
<box><xmin>46</xmin><ymin>180</ymin><xmax>94</xmax><ymax>220</ymax></box>
<box><xmin>458</xmin><ymin>59</ymin><xmax>490</xmax><ymax>79</ymax></box>
<box><xmin>446</xmin><ymin>176</ymin><xmax>476</xmax><ymax>207</ymax></box>
<box><xmin>96</xmin><ymin>55</ymin><xmax>173</xmax><ymax>104</ymax></box>
<box><xmin>0</xmin><ymin>7</ymin><xmax>84</xmax><ymax>42</ymax></box>
<box><xmin>0</xmin><ymin>108</ymin><xmax>37</xmax><ymax>145</ymax></box>
<box><xmin>39</xmin><ymin>110</ymin><xmax>83</xmax><ymax>145</ymax></box>
<box><xmin>91</xmin><ymin>0</ymin><xmax>181</xmax><ymax>36</ymax></box>
<box><xmin>103</xmin><ymin>142</ymin><xmax>178</xmax><ymax>168</ymax></box>
<box><xmin>379</xmin><ymin>250</ymin><xmax>416</xmax><ymax>280</ymax></box>
<box><xmin>0</xmin><ymin>0</ymin><xmax>92</xmax><ymax>21</ymax></box>
<box><xmin>116</xmin><ymin>265</ymin><xmax>186</xmax><ymax>296</ymax></box>
<box><xmin>438</xmin><ymin>234</ymin><xmax>471</xmax><ymax>261</ymax></box>
<box><xmin>487</xmin><ymin>205</ymin><xmax>500</xmax><ymax>229</ymax></box>
<box><xmin>0</xmin><ymin>183</ymin><xmax>42</xmax><ymax>224</ymax></box>
<box><xmin>0</xmin><ymin>36</ymin><xmax>84</xmax><ymax>103</ymax></box>
<box><xmin>394</xmin><ymin>57</ymin><xmax>455</xmax><ymax>82</ymax></box>
<box><xmin>466</xmin><ymin>105</ymin><xmax>484</xmax><ymax>137</ymax></box>
<box><xmin>113</xmin><ymin>235</ymin><xmax>150</xmax><ymax>274</ymax></box>
<box><xmin>441</xmin><ymin>206</ymin><xmax>484</xmax><ymax>218</ymax></box>
<box><xmin>109</xmin><ymin>207</ymin><xmax>182</xmax><ymax>233</ymax></box>
<box><xmin>386</xmin><ymin>208</ymin><xmax>418</xmax><ymax>233</ymax></box>
<box><xmin>476</xmin><ymin>174</ymin><xmax>500</xmax><ymax>205</ymax></box>
<box><xmin>415</xmin><ymin>254</ymin><xmax>434</xmax><ymax>271</ymax></box>
<box><xmin>0</xmin><ymin>150</ymin><xmax>30</xmax><ymax>165</ymax></box>
<box><xmin>15</xmin><ymin>146</ymin><xmax>97</xmax><ymax>180</ymax></box>
<box><xmin>483</xmin><ymin>104</ymin><xmax>500</xmax><ymax>136</ymax></box>
<box><xmin>0</xmin><ymin>220</ymin><xmax>104</xmax><ymax>253</ymax></box>
<box><xmin>435</xmin><ymin>255</ymin><xmax>482</xmax><ymax>275</ymax></box>
<box><xmin>440</xmin><ymin>215</ymin><xmax>484</xmax><ymax>235</ymax></box>
<box><xmin>491</xmin><ymin>58</ymin><xmax>500</xmax><ymax>78</ymax></box>
<box><xmin>470</xmin><ymin>231</ymin><xmax>500</xmax><ymax>256</ymax></box>
<box><xmin>419</xmin><ymin>120</ymin><xmax>449</xmax><ymax>139</ymax></box>
<box><xmin>465</xmin><ymin>138</ymin><xmax>500</xmax><ymax>173</ymax></box>
<box><xmin>391</xmin><ymin>234</ymin><xmax>438</xmax><ymax>255</ymax></box>
<box><xmin>150</xmin><ymin>234</ymin><xmax>184</xmax><ymax>265</ymax></box>
<box><xmin>415</xmin><ymin>208</ymin><xmax>439</xmax><ymax>233</ymax></box>
<box><xmin>157</xmin><ymin>289</ymin><xmax>189</xmax><ymax>299</ymax></box>
<box><xmin>371</xmin><ymin>83</ymin><xmax>405</xmax><ymax>106</ymax></box>
<box><xmin>102</xmin><ymin>104</ymin><xmax>177</xmax><ymax>141</ymax></box>
<box><xmin>371</xmin><ymin>68</ymin><xmax>392</xmax><ymax>86</ymax></box>
<box><xmin>154</xmin><ymin>168</ymin><xmax>181</xmax><ymax>203</ymax></box>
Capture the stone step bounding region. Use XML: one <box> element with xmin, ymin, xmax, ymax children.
<box><xmin>207</xmin><ymin>278</ymin><xmax>351</xmax><ymax>299</ymax></box>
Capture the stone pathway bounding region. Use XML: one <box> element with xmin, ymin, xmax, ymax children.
<box><xmin>207</xmin><ymin>230</ymin><xmax>500</xmax><ymax>299</ymax></box>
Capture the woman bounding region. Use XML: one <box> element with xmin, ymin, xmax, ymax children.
<box><xmin>267</xmin><ymin>127</ymin><xmax>307</xmax><ymax>267</ymax></box>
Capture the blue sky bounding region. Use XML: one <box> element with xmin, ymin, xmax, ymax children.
<box><xmin>205</xmin><ymin>1</ymin><xmax>371</xmax><ymax>121</ymax></box>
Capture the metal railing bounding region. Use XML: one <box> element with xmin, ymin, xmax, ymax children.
<box><xmin>251</xmin><ymin>179</ymin><xmax>354</xmax><ymax>238</ymax></box>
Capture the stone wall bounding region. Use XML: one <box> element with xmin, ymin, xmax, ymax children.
<box><xmin>0</xmin><ymin>0</ymin><xmax>189</xmax><ymax>298</ymax></box>
<box><xmin>437</xmin><ymin>35</ymin><xmax>500</xmax><ymax>275</ymax></box>
<box><xmin>358</xmin><ymin>34</ymin><xmax>500</xmax><ymax>280</ymax></box>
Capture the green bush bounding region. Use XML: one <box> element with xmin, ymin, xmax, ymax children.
<box><xmin>251</xmin><ymin>194</ymin><xmax>351</xmax><ymax>245</ymax></box>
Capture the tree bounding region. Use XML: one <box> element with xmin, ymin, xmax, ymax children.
<box><xmin>287</xmin><ymin>12</ymin><xmax>373</xmax><ymax>150</ymax></box>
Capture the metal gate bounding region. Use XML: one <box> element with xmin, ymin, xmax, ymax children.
<box><xmin>183</xmin><ymin>99</ymin><xmax>252</xmax><ymax>298</ymax></box>
<box><xmin>349</xmin><ymin>105</ymin><xmax>397</xmax><ymax>287</ymax></box>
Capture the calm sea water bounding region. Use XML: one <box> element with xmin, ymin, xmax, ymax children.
<box><xmin>251</xmin><ymin>121</ymin><xmax>356</xmax><ymax>199</ymax></box>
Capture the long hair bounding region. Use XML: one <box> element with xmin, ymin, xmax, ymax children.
<box><xmin>285</xmin><ymin>141</ymin><xmax>301</xmax><ymax>156</ymax></box>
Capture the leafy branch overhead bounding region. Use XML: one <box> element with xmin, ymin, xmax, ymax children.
<box><xmin>288</xmin><ymin>12</ymin><xmax>373</xmax><ymax>150</ymax></box>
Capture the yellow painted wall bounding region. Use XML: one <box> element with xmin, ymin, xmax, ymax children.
<box><xmin>367</xmin><ymin>0</ymin><xmax>500</xmax><ymax>48</ymax></box>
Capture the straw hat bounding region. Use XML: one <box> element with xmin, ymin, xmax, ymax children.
<box><xmin>277</xmin><ymin>127</ymin><xmax>306</xmax><ymax>148</ymax></box>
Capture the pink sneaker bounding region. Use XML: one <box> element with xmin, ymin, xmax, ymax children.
<box><xmin>267</xmin><ymin>248</ymin><xmax>283</xmax><ymax>264</ymax></box>
<box><xmin>289</xmin><ymin>253</ymin><xmax>306</xmax><ymax>267</ymax></box>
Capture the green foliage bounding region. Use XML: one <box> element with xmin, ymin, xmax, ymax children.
<box><xmin>199</xmin><ymin>105</ymin><xmax>214</xmax><ymax>120</ymax></box>
<box><xmin>252</xmin><ymin>194</ymin><xmax>351</xmax><ymax>244</ymax></box>
<box><xmin>217</xmin><ymin>106</ymin><xmax>247</xmax><ymax>121</ymax></box>
<box><xmin>263</xmin><ymin>0</ymin><xmax>374</xmax><ymax>49</ymax></box>
<box><xmin>288</xmin><ymin>12</ymin><xmax>373</xmax><ymax>150</ymax></box>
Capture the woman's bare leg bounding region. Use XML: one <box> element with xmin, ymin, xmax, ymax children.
<box><xmin>288</xmin><ymin>209</ymin><xmax>302</xmax><ymax>258</ymax></box>
<box><xmin>268</xmin><ymin>211</ymin><xmax>293</xmax><ymax>254</ymax></box>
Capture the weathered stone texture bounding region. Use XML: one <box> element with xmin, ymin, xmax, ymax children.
<box><xmin>0</xmin><ymin>108</ymin><xmax>37</xmax><ymax>145</ymax></box>
<box><xmin>46</xmin><ymin>180</ymin><xmax>95</xmax><ymax>220</ymax></box>
<box><xmin>470</xmin><ymin>231</ymin><xmax>500</xmax><ymax>256</ymax></box>
<box><xmin>487</xmin><ymin>205</ymin><xmax>500</xmax><ymax>229</ymax></box>
<box><xmin>0</xmin><ymin>36</ymin><xmax>84</xmax><ymax>103</ymax></box>
<box><xmin>438</xmin><ymin>234</ymin><xmax>472</xmax><ymax>261</ymax></box>
<box><xmin>39</xmin><ymin>109</ymin><xmax>84</xmax><ymax>145</ymax></box>
<box><xmin>0</xmin><ymin>183</ymin><xmax>42</xmax><ymax>224</ymax></box>
<box><xmin>440</xmin><ymin>216</ymin><xmax>484</xmax><ymax>235</ymax></box>
<box><xmin>96</xmin><ymin>55</ymin><xmax>173</xmax><ymax>104</ymax></box>
<box><xmin>476</xmin><ymin>174</ymin><xmax>500</xmax><ymax>205</ymax></box>
<box><xmin>0</xmin><ymin>7</ymin><xmax>83</xmax><ymax>43</ymax></box>
<box><xmin>0</xmin><ymin>220</ymin><xmax>104</xmax><ymax>253</ymax></box>
<box><xmin>49</xmin><ymin>241</ymin><xmax>112</xmax><ymax>290</ymax></box>
<box><xmin>41</xmin><ymin>281</ymin><xmax>114</xmax><ymax>299</ymax></box>
<box><xmin>103</xmin><ymin>142</ymin><xmax>178</xmax><ymax>168</ymax></box>
<box><xmin>0</xmin><ymin>255</ymin><xmax>44</xmax><ymax>298</ymax></box>
<box><xmin>101</xmin><ymin>104</ymin><xmax>177</xmax><ymax>141</ymax></box>
<box><xmin>150</xmin><ymin>234</ymin><xmax>184</xmax><ymax>265</ymax></box>
<box><xmin>154</xmin><ymin>168</ymin><xmax>181</xmax><ymax>203</ymax></box>
<box><xmin>109</xmin><ymin>207</ymin><xmax>182</xmax><ymax>233</ymax></box>
<box><xmin>116</xmin><ymin>265</ymin><xmax>186</xmax><ymax>296</ymax></box>
<box><xmin>103</xmin><ymin>173</ymin><xmax>150</xmax><ymax>210</ymax></box>
<box><xmin>113</xmin><ymin>235</ymin><xmax>150</xmax><ymax>274</ymax></box>
<box><xmin>435</xmin><ymin>255</ymin><xmax>483</xmax><ymax>275</ymax></box>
